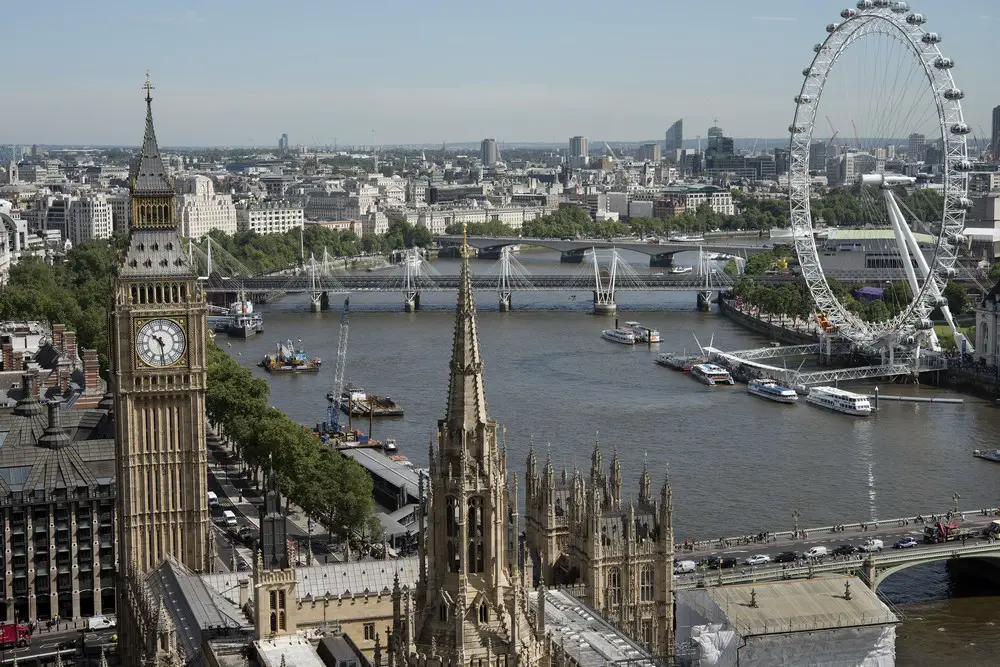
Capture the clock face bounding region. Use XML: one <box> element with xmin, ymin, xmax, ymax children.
<box><xmin>136</xmin><ymin>318</ymin><xmax>187</xmax><ymax>367</ymax></box>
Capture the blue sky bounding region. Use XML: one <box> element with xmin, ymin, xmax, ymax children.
<box><xmin>4</xmin><ymin>0</ymin><xmax>998</xmax><ymax>146</ymax></box>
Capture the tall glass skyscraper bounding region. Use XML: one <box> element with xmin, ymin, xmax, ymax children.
<box><xmin>664</xmin><ymin>119</ymin><xmax>683</xmax><ymax>157</ymax></box>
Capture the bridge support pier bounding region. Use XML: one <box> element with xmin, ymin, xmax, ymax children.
<box><xmin>593</xmin><ymin>291</ymin><xmax>617</xmax><ymax>316</ymax></box>
<box><xmin>560</xmin><ymin>249</ymin><xmax>588</xmax><ymax>264</ymax></box>
<box><xmin>310</xmin><ymin>292</ymin><xmax>323</xmax><ymax>313</ymax></box>
<box><xmin>697</xmin><ymin>290</ymin><xmax>713</xmax><ymax>311</ymax></box>
<box><xmin>649</xmin><ymin>253</ymin><xmax>677</xmax><ymax>268</ymax></box>
<box><xmin>320</xmin><ymin>291</ymin><xmax>330</xmax><ymax>311</ymax></box>
<box><xmin>404</xmin><ymin>291</ymin><xmax>421</xmax><ymax>312</ymax></box>
<box><xmin>499</xmin><ymin>291</ymin><xmax>512</xmax><ymax>312</ymax></box>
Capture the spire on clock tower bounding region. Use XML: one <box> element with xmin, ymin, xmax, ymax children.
<box><xmin>131</xmin><ymin>71</ymin><xmax>173</xmax><ymax>199</ymax></box>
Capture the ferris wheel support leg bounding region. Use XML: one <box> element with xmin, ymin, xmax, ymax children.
<box><xmin>883</xmin><ymin>190</ymin><xmax>922</xmax><ymax>299</ymax></box>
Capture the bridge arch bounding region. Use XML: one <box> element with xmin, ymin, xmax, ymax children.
<box><xmin>871</xmin><ymin>551</ymin><xmax>1000</xmax><ymax>591</ymax></box>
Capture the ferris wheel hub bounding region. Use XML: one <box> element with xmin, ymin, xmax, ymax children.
<box><xmin>859</xmin><ymin>174</ymin><xmax>917</xmax><ymax>188</ymax></box>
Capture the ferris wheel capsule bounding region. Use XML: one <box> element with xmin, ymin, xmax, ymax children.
<box><xmin>921</xmin><ymin>32</ymin><xmax>940</xmax><ymax>44</ymax></box>
<box><xmin>795</xmin><ymin>95</ymin><xmax>813</xmax><ymax>104</ymax></box>
<box><xmin>841</xmin><ymin>9</ymin><xmax>858</xmax><ymax>19</ymax></box>
<box><xmin>950</xmin><ymin>123</ymin><xmax>970</xmax><ymax>135</ymax></box>
<box><xmin>873</xmin><ymin>0</ymin><xmax>890</xmax><ymax>7</ymax></box>
<box><xmin>827</xmin><ymin>23</ymin><xmax>840</xmax><ymax>33</ymax></box>
<box><xmin>943</xmin><ymin>88</ymin><xmax>964</xmax><ymax>100</ymax></box>
<box><xmin>906</xmin><ymin>13</ymin><xmax>926</xmax><ymax>24</ymax></box>
<box><xmin>891</xmin><ymin>2</ymin><xmax>909</xmax><ymax>13</ymax></box>
<box><xmin>857</xmin><ymin>0</ymin><xmax>874</xmax><ymax>9</ymax></box>
<box><xmin>953</xmin><ymin>159</ymin><xmax>973</xmax><ymax>171</ymax></box>
<box><xmin>934</xmin><ymin>56</ymin><xmax>954</xmax><ymax>69</ymax></box>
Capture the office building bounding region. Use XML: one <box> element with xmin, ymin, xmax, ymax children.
<box><xmin>237</xmin><ymin>201</ymin><xmax>305</xmax><ymax>235</ymax></box>
<box><xmin>569</xmin><ymin>135</ymin><xmax>589</xmax><ymax>159</ymax></box>
<box><xmin>278</xmin><ymin>133</ymin><xmax>289</xmax><ymax>156</ymax></box>
<box><xmin>664</xmin><ymin>119</ymin><xmax>683</xmax><ymax>159</ymax></box>
<box><xmin>992</xmin><ymin>106</ymin><xmax>1000</xmax><ymax>164</ymax></box>
<box><xmin>0</xmin><ymin>374</ymin><xmax>117</xmax><ymax>622</ymax></box>
<box><xmin>809</xmin><ymin>141</ymin><xmax>828</xmax><ymax>173</ymax></box>
<box><xmin>637</xmin><ymin>143</ymin><xmax>662</xmax><ymax>163</ymax></box>
<box><xmin>908</xmin><ymin>133</ymin><xmax>926</xmax><ymax>162</ymax></box>
<box><xmin>480</xmin><ymin>138</ymin><xmax>498</xmax><ymax>166</ymax></box>
<box><xmin>112</xmin><ymin>78</ymin><xmax>211</xmax><ymax>665</ymax></box>
<box><xmin>175</xmin><ymin>175</ymin><xmax>238</xmax><ymax>239</ymax></box>
<box><xmin>66</xmin><ymin>193</ymin><xmax>114</xmax><ymax>245</ymax></box>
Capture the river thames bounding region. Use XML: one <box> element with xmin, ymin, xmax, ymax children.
<box><xmin>225</xmin><ymin>249</ymin><xmax>1000</xmax><ymax>665</ymax></box>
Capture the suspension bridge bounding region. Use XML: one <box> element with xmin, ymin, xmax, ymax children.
<box><xmin>187</xmin><ymin>238</ymin><xmax>747</xmax><ymax>314</ymax></box>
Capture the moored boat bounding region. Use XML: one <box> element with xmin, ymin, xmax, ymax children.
<box><xmin>384</xmin><ymin>438</ymin><xmax>399</xmax><ymax>453</ymax></box>
<box><xmin>667</xmin><ymin>265</ymin><xmax>693</xmax><ymax>274</ymax></box>
<box><xmin>260</xmin><ymin>339</ymin><xmax>321</xmax><ymax>373</ymax></box>
<box><xmin>691</xmin><ymin>363</ymin><xmax>735</xmax><ymax>386</ymax></box>
<box><xmin>973</xmin><ymin>449</ymin><xmax>1000</xmax><ymax>463</ymax></box>
<box><xmin>622</xmin><ymin>320</ymin><xmax>661</xmax><ymax>344</ymax></box>
<box><xmin>805</xmin><ymin>386</ymin><xmax>871</xmax><ymax>416</ymax></box>
<box><xmin>332</xmin><ymin>386</ymin><xmax>405</xmax><ymax>417</ymax></box>
<box><xmin>601</xmin><ymin>328</ymin><xmax>636</xmax><ymax>345</ymax></box>
<box><xmin>655</xmin><ymin>352</ymin><xmax>704</xmax><ymax>371</ymax></box>
<box><xmin>747</xmin><ymin>378</ymin><xmax>799</xmax><ymax>404</ymax></box>
<box><xmin>668</xmin><ymin>234</ymin><xmax>706</xmax><ymax>243</ymax></box>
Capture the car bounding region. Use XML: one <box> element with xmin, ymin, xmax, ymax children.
<box><xmin>674</xmin><ymin>560</ymin><xmax>697</xmax><ymax>574</ymax></box>
<box><xmin>859</xmin><ymin>539</ymin><xmax>884</xmax><ymax>552</ymax></box>
<box><xmin>894</xmin><ymin>536</ymin><xmax>918</xmax><ymax>549</ymax></box>
<box><xmin>774</xmin><ymin>551</ymin><xmax>798</xmax><ymax>564</ymax></box>
<box><xmin>86</xmin><ymin>615</ymin><xmax>116</xmax><ymax>631</ymax></box>
<box><xmin>804</xmin><ymin>546</ymin><xmax>829</xmax><ymax>559</ymax></box>
<box><xmin>832</xmin><ymin>544</ymin><xmax>856</xmax><ymax>556</ymax></box>
<box><xmin>745</xmin><ymin>554</ymin><xmax>771</xmax><ymax>566</ymax></box>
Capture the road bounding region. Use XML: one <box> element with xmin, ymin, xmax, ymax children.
<box><xmin>674</xmin><ymin>513</ymin><xmax>999</xmax><ymax>585</ymax></box>
<box><xmin>206</xmin><ymin>431</ymin><xmax>336</xmax><ymax>571</ymax></box>
<box><xmin>0</xmin><ymin>627</ymin><xmax>116</xmax><ymax>665</ymax></box>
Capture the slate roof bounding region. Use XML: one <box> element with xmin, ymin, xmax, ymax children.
<box><xmin>146</xmin><ymin>559</ymin><xmax>254</xmax><ymax>665</ymax></box>
<box><xmin>118</xmin><ymin>229</ymin><xmax>195</xmax><ymax>278</ymax></box>
<box><xmin>132</xmin><ymin>93</ymin><xmax>173</xmax><ymax>196</ymax></box>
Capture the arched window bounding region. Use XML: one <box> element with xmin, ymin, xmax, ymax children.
<box><xmin>447</xmin><ymin>540</ymin><xmax>459</xmax><ymax>573</ymax></box>
<box><xmin>278</xmin><ymin>611</ymin><xmax>286</xmax><ymax>631</ymax></box>
<box><xmin>555</xmin><ymin>498</ymin><xmax>564</xmax><ymax>517</ymax></box>
<box><xmin>468</xmin><ymin>497</ymin><xmax>485</xmax><ymax>573</ymax></box>
<box><xmin>270</xmin><ymin>612</ymin><xmax>277</xmax><ymax>633</ymax></box>
<box><xmin>607</xmin><ymin>567</ymin><xmax>621</xmax><ymax>606</ymax></box>
<box><xmin>439</xmin><ymin>603</ymin><xmax>448</xmax><ymax>622</ymax></box>
<box><xmin>180</xmin><ymin>284</ymin><xmax>187</xmax><ymax>300</ymax></box>
<box><xmin>446</xmin><ymin>496</ymin><xmax>458</xmax><ymax>537</ymax></box>
<box><xmin>478</xmin><ymin>603</ymin><xmax>489</xmax><ymax>624</ymax></box>
<box><xmin>640</xmin><ymin>565</ymin><xmax>654</xmax><ymax>602</ymax></box>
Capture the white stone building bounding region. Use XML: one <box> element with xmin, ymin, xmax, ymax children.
<box><xmin>175</xmin><ymin>175</ymin><xmax>238</xmax><ymax>238</ymax></box>
<box><xmin>236</xmin><ymin>201</ymin><xmax>304</xmax><ymax>235</ymax></box>
<box><xmin>403</xmin><ymin>205</ymin><xmax>545</xmax><ymax>234</ymax></box>
<box><xmin>975</xmin><ymin>281</ymin><xmax>1000</xmax><ymax>366</ymax></box>
<box><xmin>106</xmin><ymin>188</ymin><xmax>132</xmax><ymax>234</ymax></box>
<box><xmin>67</xmin><ymin>193</ymin><xmax>114</xmax><ymax>244</ymax></box>
<box><xmin>360</xmin><ymin>211</ymin><xmax>388</xmax><ymax>236</ymax></box>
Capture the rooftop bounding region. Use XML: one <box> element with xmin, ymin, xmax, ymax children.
<box><xmin>529</xmin><ymin>588</ymin><xmax>655</xmax><ymax>667</ymax></box>
<box><xmin>202</xmin><ymin>557</ymin><xmax>419</xmax><ymax>606</ymax></box>
<box><xmin>255</xmin><ymin>636</ymin><xmax>325</xmax><ymax>667</ymax></box>
<box><xmin>340</xmin><ymin>447</ymin><xmax>421</xmax><ymax>503</ymax></box>
<box><xmin>826</xmin><ymin>228</ymin><xmax>936</xmax><ymax>245</ymax></box>
<box><xmin>704</xmin><ymin>576</ymin><xmax>897</xmax><ymax>636</ymax></box>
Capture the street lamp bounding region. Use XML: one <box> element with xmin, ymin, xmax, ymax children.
<box><xmin>953</xmin><ymin>492</ymin><xmax>961</xmax><ymax>516</ymax></box>
<box><xmin>792</xmin><ymin>510</ymin><xmax>801</xmax><ymax>538</ymax></box>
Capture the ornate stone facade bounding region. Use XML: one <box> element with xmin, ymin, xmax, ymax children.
<box><xmin>525</xmin><ymin>443</ymin><xmax>675</xmax><ymax>658</ymax></box>
<box><xmin>391</xmin><ymin>237</ymin><xmax>545</xmax><ymax>665</ymax></box>
<box><xmin>113</xmin><ymin>77</ymin><xmax>211</xmax><ymax>667</ymax></box>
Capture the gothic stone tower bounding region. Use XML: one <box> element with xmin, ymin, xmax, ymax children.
<box><xmin>525</xmin><ymin>445</ymin><xmax>675</xmax><ymax>658</ymax></box>
<box><xmin>395</xmin><ymin>232</ymin><xmax>544</xmax><ymax>665</ymax></box>
<box><xmin>111</xmin><ymin>76</ymin><xmax>210</xmax><ymax>578</ymax></box>
<box><xmin>254</xmin><ymin>463</ymin><xmax>298</xmax><ymax>639</ymax></box>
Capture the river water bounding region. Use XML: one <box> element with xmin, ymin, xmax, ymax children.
<box><xmin>227</xmin><ymin>249</ymin><xmax>1000</xmax><ymax>665</ymax></box>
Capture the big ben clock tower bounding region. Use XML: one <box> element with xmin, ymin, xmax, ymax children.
<box><xmin>111</xmin><ymin>75</ymin><xmax>209</xmax><ymax>577</ymax></box>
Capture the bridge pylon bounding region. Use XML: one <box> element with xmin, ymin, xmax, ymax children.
<box><xmin>402</xmin><ymin>248</ymin><xmax>423</xmax><ymax>312</ymax></box>
<box><xmin>590</xmin><ymin>247</ymin><xmax>619</xmax><ymax>316</ymax></box>
<box><xmin>307</xmin><ymin>252</ymin><xmax>323</xmax><ymax>312</ymax></box>
<box><xmin>493</xmin><ymin>246</ymin><xmax>535</xmax><ymax>311</ymax></box>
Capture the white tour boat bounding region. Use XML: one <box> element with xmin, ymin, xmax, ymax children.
<box><xmin>601</xmin><ymin>328</ymin><xmax>636</xmax><ymax>345</ymax></box>
<box><xmin>805</xmin><ymin>386</ymin><xmax>872</xmax><ymax>416</ymax></box>
<box><xmin>690</xmin><ymin>363</ymin><xmax>735</xmax><ymax>386</ymax></box>
<box><xmin>622</xmin><ymin>321</ymin><xmax>661</xmax><ymax>344</ymax></box>
<box><xmin>668</xmin><ymin>265</ymin><xmax>693</xmax><ymax>275</ymax></box>
<box><xmin>668</xmin><ymin>234</ymin><xmax>706</xmax><ymax>243</ymax></box>
<box><xmin>747</xmin><ymin>378</ymin><xmax>799</xmax><ymax>404</ymax></box>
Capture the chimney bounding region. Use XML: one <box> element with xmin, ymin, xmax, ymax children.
<box><xmin>21</xmin><ymin>373</ymin><xmax>36</xmax><ymax>400</ymax></box>
<box><xmin>11</xmin><ymin>351</ymin><xmax>24</xmax><ymax>371</ymax></box>
<box><xmin>47</xmin><ymin>401</ymin><xmax>62</xmax><ymax>431</ymax></box>
<box><xmin>63</xmin><ymin>331</ymin><xmax>79</xmax><ymax>362</ymax></box>
<box><xmin>51</xmin><ymin>324</ymin><xmax>66</xmax><ymax>354</ymax></box>
<box><xmin>81</xmin><ymin>349</ymin><xmax>100</xmax><ymax>391</ymax></box>
<box><xmin>2</xmin><ymin>343</ymin><xmax>12</xmax><ymax>371</ymax></box>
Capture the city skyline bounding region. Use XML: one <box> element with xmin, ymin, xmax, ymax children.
<box><xmin>2</xmin><ymin>0</ymin><xmax>999</xmax><ymax>146</ymax></box>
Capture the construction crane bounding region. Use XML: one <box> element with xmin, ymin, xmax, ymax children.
<box><xmin>826</xmin><ymin>116</ymin><xmax>839</xmax><ymax>151</ymax></box>
<box><xmin>604</xmin><ymin>142</ymin><xmax>618</xmax><ymax>161</ymax></box>
<box><xmin>327</xmin><ymin>297</ymin><xmax>350</xmax><ymax>432</ymax></box>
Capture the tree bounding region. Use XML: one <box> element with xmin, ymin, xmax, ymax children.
<box><xmin>943</xmin><ymin>282</ymin><xmax>968</xmax><ymax>316</ymax></box>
